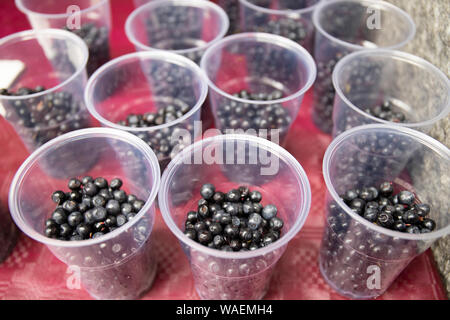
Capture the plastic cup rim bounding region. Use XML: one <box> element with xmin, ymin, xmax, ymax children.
<box><xmin>332</xmin><ymin>49</ymin><xmax>450</xmax><ymax>129</ymax></box>
<box><xmin>15</xmin><ymin>0</ymin><xmax>110</xmax><ymax>19</ymax></box>
<box><xmin>158</xmin><ymin>133</ymin><xmax>312</xmax><ymax>259</ymax></box>
<box><xmin>8</xmin><ymin>127</ymin><xmax>161</xmax><ymax>248</ymax></box>
<box><xmin>239</xmin><ymin>0</ymin><xmax>322</xmax><ymax>15</ymax></box>
<box><xmin>84</xmin><ymin>51</ymin><xmax>208</xmax><ymax>133</ymax></box>
<box><xmin>200</xmin><ymin>32</ymin><xmax>317</xmax><ymax>105</ymax></box>
<box><xmin>323</xmin><ymin>123</ymin><xmax>450</xmax><ymax>241</ymax></box>
<box><xmin>0</xmin><ymin>29</ymin><xmax>89</xmax><ymax>100</ymax></box>
<box><xmin>125</xmin><ymin>0</ymin><xmax>230</xmax><ymax>55</ymax></box>
<box><xmin>312</xmin><ymin>0</ymin><xmax>416</xmax><ymax>51</ymax></box>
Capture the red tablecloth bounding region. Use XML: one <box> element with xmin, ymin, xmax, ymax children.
<box><xmin>0</xmin><ymin>0</ymin><xmax>446</xmax><ymax>300</ymax></box>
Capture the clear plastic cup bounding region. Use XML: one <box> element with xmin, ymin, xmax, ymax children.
<box><xmin>159</xmin><ymin>134</ymin><xmax>311</xmax><ymax>300</ymax></box>
<box><xmin>332</xmin><ymin>49</ymin><xmax>450</xmax><ymax>137</ymax></box>
<box><xmin>0</xmin><ymin>29</ymin><xmax>90</xmax><ymax>153</ymax></box>
<box><xmin>8</xmin><ymin>128</ymin><xmax>161</xmax><ymax>300</ymax></box>
<box><xmin>200</xmin><ymin>32</ymin><xmax>316</xmax><ymax>146</ymax></box>
<box><xmin>125</xmin><ymin>0</ymin><xmax>229</xmax><ymax>64</ymax></box>
<box><xmin>84</xmin><ymin>51</ymin><xmax>208</xmax><ymax>172</ymax></box>
<box><xmin>15</xmin><ymin>0</ymin><xmax>112</xmax><ymax>75</ymax></box>
<box><xmin>320</xmin><ymin>124</ymin><xmax>450</xmax><ymax>299</ymax></box>
<box><xmin>311</xmin><ymin>0</ymin><xmax>415</xmax><ymax>133</ymax></box>
<box><xmin>239</xmin><ymin>0</ymin><xmax>322</xmax><ymax>53</ymax></box>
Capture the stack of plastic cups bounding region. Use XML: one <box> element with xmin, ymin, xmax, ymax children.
<box><xmin>320</xmin><ymin>124</ymin><xmax>450</xmax><ymax>299</ymax></box>
<box><xmin>15</xmin><ymin>0</ymin><xmax>112</xmax><ymax>76</ymax></box>
<box><xmin>239</xmin><ymin>0</ymin><xmax>322</xmax><ymax>53</ymax></box>
<box><xmin>84</xmin><ymin>51</ymin><xmax>208</xmax><ymax>172</ymax></box>
<box><xmin>200</xmin><ymin>32</ymin><xmax>316</xmax><ymax>146</ymax></box>
<box><xmin>0</xmin><ymin>199</ymin><xmax>18</xmax><ymax>264</ymax></box>
<box><xmin>9</xmin><ymin>128</ymin><xmax>161</xmax><ymax>299</ymax></box>
<box><xmin>0</xmin><ymin>29</ymin><xmax>90</xmax><ymax>154</ymax></box>
<box><xmin>311</xmin><ymin>0</ymin><xmax>415</xmax><ymax>133</ymax></box>
<box><xmin>331</xmin><ymin>49</ymin><xmax>450</xmax><ymax>137</ymax></box>
<box><xmin>159</xmin><ymin>134</ymin><xmax>311</xmax><ymax>299</ymax></box>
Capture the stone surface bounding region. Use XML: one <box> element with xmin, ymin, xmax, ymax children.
<box><xmin>385</xmin><ymin>0</ymin><xmax>450</xmax><ymax>297</ymax></box>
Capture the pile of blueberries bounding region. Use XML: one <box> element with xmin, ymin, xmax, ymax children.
<box><xmin>44</xmin><ymin>177</ymin><xmax>146</xmax><ymax>241</ymax></box>
<box><xmin>366</xmin><ymin>100</ymin><xmax>406</xmax><ymax>123</ymax></box>
<box><xmin>341</xmin><ymin>182</ymin><xmax>436</xmax><ymax>233</ymax></box>
<box><xmin>0</xmin><ymin>87</ymin><xmax>88</xmax><ymax>149</ymax></box>
<box><xmin>217</xmin><ymin>89</ymin><xmax>291</xmax><ymax>140</ymax></box>
<box><xmin>117</xmin><ymin>102</ymin><xmax>191</xmax><ymax>163</ymax></box>
<box><xmin>184</xmin><ymin>184</ymin><xmax>284</xmax><ymax>251</ymax></box>
<box><xmin>63</xmin><ymin>23</ymin><xmax>110</xmax><ymax>76</ymax></box>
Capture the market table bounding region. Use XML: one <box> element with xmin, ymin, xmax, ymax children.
<box><xmin>0</xmin><ymin>0</ymin><xmax>446</xmax><ymax>300</ymax></box>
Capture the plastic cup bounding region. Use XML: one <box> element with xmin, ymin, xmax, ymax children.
<box><xmin>125</xmin><ymin>0</ymin><xmax>229</xmax><ymax>65</ymax></box>
<box><xmin>311</xmin><ymin>0</ymin><xmax>415</xmax><ymax>133</ymax></box>
<box><xmin>159</xmin><ymin>134</ymin><xmax>311</xmax><ymax>300</ymax></box>
<box><xmin>15</xmin><ymin>0</ymin><xmax>112</xmax><ymax>75</ymax></box>
<box><xmin>85</xmin><ymin>51</ymin><xmax>208</xmax><ymax>172</ymax></box>
<box><xmin>200</xmin><ymin>32</ymin><xmax>316</xmax><ymax>146</ymax></box>
<box><xmin>239</xmin><ymin>0</ymin><xmax>322</xmax><ymax>53</ymax></box>
<box><xmin>0</xmin><ymin>29</ymin><xmax>90</xmax><ymax>153</ymax></box>
<box><xmin>320</xmin><ymin>124</ymin><xmax>450</xmax><ymax>299</ymax></box>
<box><xmin>332</xmin><ymin>49</ymin><xmax>450</xmax><ymax>137</ymax></box>
<box><xmin>9</xmin><ymin>128</ymin><xmax>161</xmax><ymax>300</ymax></box>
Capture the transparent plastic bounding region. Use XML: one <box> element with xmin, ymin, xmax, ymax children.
<box><xmin>320</xmin><ymin>124</ymin><xmax>450</xmax><ymax>299</ymax></box>
<box><xmin>311</xmin><ymin>0</ymin><xmax>415</xmax><ymax>133</ymax></box>
<box><xmin>125</xmin><ymin>0</ymin><xmax>229</xmax><ymax>64</ymax></box>
<box><xmin>15</xmin><ymin>0</ymin><xmax>112</xmax><ymax>75</ymax></box>
<box><xmin>159</xmin><ymin>134</ymin><xmax>311</xmax><ymax>300</ymax></box>
<box><xmin>239</xmin><ymin>0</ymin><xmax>322</xmax><ymax>53</ymax></box>
<box><xmin>200</xmin><ymin>32</ymin><xmax>316</xmax><ymax>146</ymax></box>
<box><xmin>84</xmin><ymin>51</ymin><xmax>208</xmax><ymax>172</ymax></box>
<box><xmin>0</xmin><ymin>29</ymin><xmax>90</xmax><ymax>153</ymax></box>
<box><xmin>332</xmin><ymin>49</ymin><xmax>450</xmax><ymax>137</ymax></box>
<box><xmin>217</xmin><ymin>0</ymin><xmax>240</xmax><ymax>34</ymax></box>
<box><xmin>8</xmin><ymin>128</ymin><xmax>161</xmax><ymax>300</ymax></box>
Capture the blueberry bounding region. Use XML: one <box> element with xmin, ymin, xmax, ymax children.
<box><xmin>81</xmin><ymin>176</ymin><xmax>93</xmax><ymax>185</ymax></box>
<box><xmin>198</xmin><ymin>230</ymin><xmax>212</xmax><ymax>244</ymax></box>
<box><xmin>186</xmin><ymin>211</ymin><xmax>198</xmax><ymax>223</ymax></box>
<box><xmin>132</xmin><ymin>200</ymin><xmax>145</xmax><ymax>212</ymax></box>
<box><xmin>45</xmin><ymin>225</ymin><xmax>59</xmax><ymax>238</ymax></box>
<box><xmin>379</xmin><ymin>182</ymin><xmax>394</xmax><ymax>197</ymax></box>
<box><xmin>51</xmin><ymin>191</ymin><xmax>66</xmax><ymax>204</ymax></box>
<box><xmin>194</xmin><ymin>221</ymin><xmax>207</xmax><ymax>232</ymax></box>
<box><xmin>238</xmin><ymin>186</ymin><xmax>250</xmax><ymax>199</ymax></box>
<box><xmin>398</xmin><ymin>191</ymin><xmax>415</xmax><ymax>206</ymax></box>
<box><xmin>231</xmin><ymin>216</ymin><xmax>241</xmax><ymax>228</ymax></box>
<box><xmin>402</xmin><ymin>209</ymin><xmax>419</xmax><ymax>224</ymax></box>
<box><xmin>92</xmin><ymin>207</ymin><xmax>107</xmax><ymax>222</ymax></box>
<box><xmin>415</xmin><ymin>204</ymin><xmax>430</xmax><ymax>218</ymax></box>
<box><xmin>377</xmin><ymin>212</ymin><xmax>394</xmax><ymax>228</ymax></box>
<box><xmin>212</xmin><ymin>192</ymin><xmax>225</xmax><ymax>204</ymax></box>
<box><xmin>104</xmin><ymin>215</ymin><xmax>117</xmax><ymax>228</ymax></box>
<box><xmin>226</xmin><ymin>189</ymin><xmax>240</xmax><ymax>202</ymax></box>
<box><xmin>198</xmin><ymin>205</ymin><xmax>210</xmax><ymax>219</ymax></box>
<box><xmin>68</xmin><ymin>178</ymin><xmax>82</xmax><ymax>190</ymax></box>
<box><xmin>242</xmin><ymin>201</ymin><xmax>254</xmax><ymax>215</ymax></box>
<box><xmin>249</xmin><ymin>191</ymin><xmax>262</xmax><ymax>202</ymax></box>
<box><xmin>76</xmin><ymin>223</ymin><xmax>91</xmax><ymax>239</ymax></box>
<box><xmin>113</xmin><ymin>190</ymin><xmax>127</xmax><ymax>203</ymax></box>
<box><xmin>200</xmin><ymin>184</ymin><xmax>215</xmax><ymax>200</ymax></box>
<box><xmin>84</xmin><ymin>209</ymin><xmax>96</xmax><ymax>225</ymax></box>
<box><xmin>213</xmin><ymin>235</ymin><xmax>225</xmax><ymax>247</ymax></box>
<box><xmin>363</xmin><ymin>207</ymin><xmax>378</xmax><ymax>222</ymax></box>
<box><xmin>116</xmin><ymin>214</ymin><xmax>127</xmax><ymax>227</ymax></box>
<box><xmin>121</xmin><ymin>203</ymin><xmax>133</xmax><ymax>216</ymax></box>
<box><xmin>184</xmin><ymin>229</ymin><xmax>196</xmax><ymax>240</ymax></box>
<box><xmin>224</xmin><ymin>224</ymin><xmax>239</xmax><ymax>239</ymax></box>
<box><xmin>92</xmin><ymin>195</ymin><xmax>106</xmax><ymax>207</ymax></box>
<box><xmin>343</xmin><ymin>189</ymin><xmax>359</xmax><ymax>202</ymax></box>
<box><xmin>230</xmin><ymin>239</ymin><xmax>242</xmax><ymax>251</ymax></box>
<box><xmin>270</xmin><ymin>217</ymin><xmax>284</xmax><ymax>231</ymax></box>
<box><xmin>105</xmin><ymin>199</ymin><xmax>120</xmax><ymax>215</ymax></box>
<box><xmin>394</xmin><ymin>220</ymin><xmax>407</xmax><ymax>232</ymax></box>
<box><xmin>422</xmin><ymin>218</ymin><xmax>436</xmax><ymax>231</ymax></box>
<box><xmin>110</xmin><ymin>178</ymin><xmax>123</xmax><ymax>190</ymax></box>
<box><xmin>83</xmin><ymin>182</ymin><xmax>98</xmax><ymax>196</ymax></box>
<box><xmin>247</xmin><ymin>213</ymin><xmax>262</xmax><ymax>230</ymax></box>
<box><xmin>406</xmin><ymin>225</ymin><xmax>420</xmax><ymax>234</ymax></box>
<box><xmin>52</xmin><ymin>208</ymin><xmax>68</xmax><ymax>225</ymax></box>
<box><xmin>67</xmin><ymin>211</ymin><xmax>83</xmax><ymax>227</ymax></box>
<box><xmin>262</xmin><ymin>204</ymin><xmax>277</xmax><ymax>220</ymax></box>
<box><xmin>208</xmin><ymin>223</ymin><xmax>222</xmax><ymax>236</ymax></box>
<box><xmin>239</xmin><ymin>228</ymin><xmax>252</xmax><ymax>241</ymax></box>
<box><xmin>220</xmin><ymin>213</ymin><xmax>232</xmax><ymax>225</ymax></box>
<box><xmin>94</xmin><ymin>177</ymin><xmax>108</xmax><ymax>189</ymax></box>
